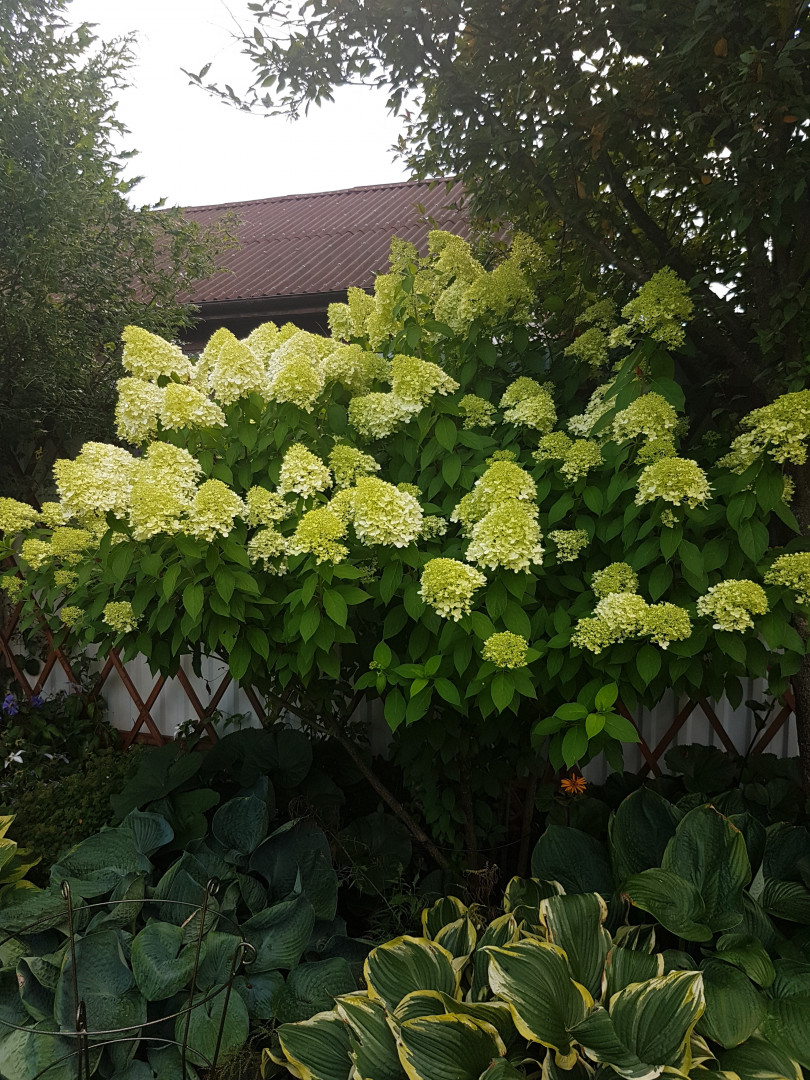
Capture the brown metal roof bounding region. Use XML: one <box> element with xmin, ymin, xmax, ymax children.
<box><xmin>180</xmin><ymin>179</ymin><xmax>468</xmax><ymax>305</ymax></box>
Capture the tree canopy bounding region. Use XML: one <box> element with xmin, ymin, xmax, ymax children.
<box><xmin>0</xmin><ymin>0</ymin><xmax>230</xmax><ymax>498</ymax></box>
<box><xmin>198</xmin><ymin>0</ymin><xmax>809</xmax><ymax>402</ymax></box>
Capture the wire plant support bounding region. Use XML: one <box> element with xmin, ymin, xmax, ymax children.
<box><xmin>0</xmin><ymin>878</ymin><xmax>257</xmax><ymax>1080</ymax></box>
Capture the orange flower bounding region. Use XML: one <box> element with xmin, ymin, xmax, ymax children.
<box><xmin>560</xmin><ymin>774</ymin><xmax>588</xmax><ymax>796</ymax></box>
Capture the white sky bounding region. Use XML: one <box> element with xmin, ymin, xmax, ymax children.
<box><xmin>67</xmin><ymin>0</ymin><xmax>410</xmax><ymax>208</ymax></box>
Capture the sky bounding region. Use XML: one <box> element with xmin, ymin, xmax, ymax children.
<box><xmin>67</xmin><ymin>0</ymin><xmax>411</xmax><ymax>209</ymax></box>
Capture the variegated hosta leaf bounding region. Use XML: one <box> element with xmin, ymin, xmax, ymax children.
<box><xmin>391</xmin><ymin>989</ymin><xmax>518</xmax><ymax>1050</ymax></box>
<box><xmin>364</xmin><ymin>936</ymin><xmax>458</xmax><ymax>1013</ymax></box>
<box><xmin>720</xmin><ymin>1033</ymin><xmax>803</xmax><ymax>1080</ymax></box>
<box><xmin>710</xmin><ymin>933</ymin><xmax>776</xmax><ymax>988</ymax></box>
<box><xmin>540</xmin><ymin>1050</ymin><xmax>592</xmax><ymax>1080</ymax></box>
<box><xmin>613</xmin><ymin>924</ymin><xmax>657</xmax><ymax>954</ymax></box>
<box><xmin>335</xmin><ymin>993</ymin><xmax>404</xmax><ymax>1080</ymax></box>
<box><xmin>539</xmin><ymin>892</ymin><xmax>610</xmax><ymax>999</ymax></box>
<box><xmin>623</xmin><ymin>868</ymin><xmax>713</xmax><ymax>942</ymax></box>
<box><xmin>604</xmin><ymin>946</ymin><xmax>664</xmax><ymax>1000</ymax></box>
<box><xmin>396</xmin><ymin>1013</ymin><xmax>507</xmax><ymax>1080</ymax></box>
<box><xmin>479</xmin><ymin>1060</ymin><xmax>527</xmax><ymax>1080</ymax></box>
<box><xmin>434</xmin><ymin>916</ymin><xmax>478</xmax><ymax>962</ymax></box>
<box><xmin>277</xmin><ymin>1011</ymin><xmax>352</xmax><ymax>1080</ymax></box>
<box><xmin>570</xmin><ymin>1006</ymin><xmax>658</xmax><ymax>1080</ymax></box>
<box><xmin>610</xmin><ymin>971</ymin><xmax>704</xmax><ymax>1073</ymax></box>
<box><xmin>695</xmin><ymin>960</ymin><xmax>765</xmax><ymax>1050</ymax></box>
<box><xmin>422</xmin><ymin>896</ymin><xmax>469</xmax><ymax>940</ymax></box>
<box><xmin>662</xmin><ymin>806</ymin><xmax>750</xmax><ymax>933</ymax></box>
<box><xmin>485</xmin><ymin>939</ymin><xmax>591</xmax><ymax>1066</ymax></box>
<box><xmin>471</xmin><ymin>913</ymin><xmax>519</xmax><ymax>1002</ymax></box>
<box><xmin>503</xmin><ymin>876</ymin><xmax>564</xmax><ymax>916</ymax></box>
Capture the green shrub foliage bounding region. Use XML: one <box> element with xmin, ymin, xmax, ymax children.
<box><xmin>2</xmin><ymin>235</ymin><xmax>809</xmax><ymax>788</ymax></box>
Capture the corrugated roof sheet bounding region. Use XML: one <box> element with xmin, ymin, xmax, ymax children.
<box><xmin>180</xmin><ymin>179</ymin><xmax>468</xmax><ymax>304</ymax></box>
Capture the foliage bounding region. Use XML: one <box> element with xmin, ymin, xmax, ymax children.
<box><xmin>109</xmin><ymin>726</ymin><xmax>415</xmax><ymax>912</ymax></box>
<box><xmin>0</xmin><ymin>688</ymin><xmax>114</xmax><ymax>779</ymax></box>
<box><xmin>0</xmin><ymin>817</ymin><xmax>38</xmax><ymax>903</ymax></box>
<box><xmin>0</xmin><ymin>0</ymin><xmax>231</xmax><ymax>497</ymax></box>
<box><xmin>3</xmin><ymin>235</ymin><xmax>810</xmax><ymax>852</ymax></box>
<box><xmin>201</xmin><ymin>0</ymin><xmax>809</xmax><ymax>401</ymax></box>
<box><xmin>532</xmin><ymin>681</ymin><xmax>641</xmax><ymax>772</ymax></box>
<box><xmin>268</xmin><ymin>877</ymin><xmax>807</xmax><ymax>1080</ymax></box>
<box><xmin>0</xmin><ymin>786</ymin><xmax>369</xmax><ymax>1079</ymax></box>
<box><xmin>1</xmin><ymin>746</ymin><xmax>143</xmax><ymax>888</ymax></box>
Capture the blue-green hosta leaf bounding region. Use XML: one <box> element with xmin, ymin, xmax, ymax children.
<box><xmin>176</xmin><ymin>988</ymin><xmax>249</xmax><ymax>1068</ymax></box>
<box><xmin>119</xmin><ymin>811</ymin><xmax>174</xmax><ymax>857</ymax></box>
<box><xmin>604</xmin><ymin>946</ymin><xmax>664</xmax><ymax>1000</ymax></box>
<box><xmin>16</xmin><ymin>957</ymin><xmax>56</xmax><ymax>1022</ymax></box>
<box><xmin>531</xmin><ymin>825</ymin><xmax>613</xmax><ymax>896</ymax></box>
<box><xmin>471</xmin><ymin>912</ymin><xmax>519</xmax><ymax>1002</ymax></box>
<box><xmin>695</xmin><ymin>960</ymin><xmax>765</xmax><ymax>1049</ymax></box>
<box><xmin>397</xmin><ymin>1014</ymin><xmax>507</xmax><ymax>1080</ymax></box>
<box><xmin>277</xmin><ymin>1011</ymin><xmax>352</xmax><ymax>1080</ymax></box>
<box><xmin>232</xmin><ymin>969</ymin><xmax>284</xmax><ymax>1020</ymax></box>
<box><xmin>719</xmin><ymin>1034</ymin><xmax>803</xmax><ymax>1080</ymax></box>
<box><xmin>711</xmin><ymin>933</ymin><xmax>776</xmax><ymax>988</ymax></box>
<box><xmin>623</xmin><ymin>868</ymin><xmax>712</xmax><ymax>941</ymax></box>
<box><xmin>212</xmin><ymin>795</ymin><xmax>269</xmax><ymax>856</ymax></box>
<box><xmin>250</xmin><ymin>819</ymin><xmax>338</xmax><ymax>921</ymax></box>
<box><xmin>272</xmin><ymin>958</ymin><xmax>356</xmax><ymax>1024</ymax></box>
<box><xmin>662</xmin><ymin>806</ymin><xmax>750</xmax><ymax>933</ymax></box>
<box><xmin>194</xmin><ymin>931</ymin><xmax>243</xmax><ymax>991</ymax></box>
<box><xmin>608</xmin><ymin>787</ymin><xmax>682</xmax><ymax>885</ymax></box>
<box><xmin>0</xmin><ymin>1021</ymin><xmax>100</xmax><ymax>1080</ymax></box>
<box><xmin>364</xmin><ymin>937</ymin><xmax>458</xmax><ymax>1013</ymax></box>
<box><xmin>243</xmin><ymin>892</ymin><xmax>316</xmax><ymax>972</ymax></box>
<box><xmin>51</xmin><ymin>829</ymin><xmax>151</xmax><ymax>897</ymax></box>
<box><xmin>336</xmin><ymin>992</ymin><xmax>405</xmax><ymax>1080</ymax></box>
<box><xmin>54</xmin><ymin>929</ymin><xmax>146</xmax><ymax>1035</ymax></box>
<box><xmin>485</xmin><ymin>939</ymin><xmax>590</xmax><ymax>1067</ymax></box>
<box><xmin>421</xmin><ymin>896</ymin><xmax>468</xmax><ymax>939</ymax></box>
<box><xmin>130</xmin><ymin>919</ymin><xmax>197</xmax><ymax>1001</ymax></box>
<box><xmin>539</xmin><ymin>892</ymin><xmax>610</xmax><ymax>999</ymax></box>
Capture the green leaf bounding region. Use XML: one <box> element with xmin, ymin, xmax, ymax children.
<box><xmin>364</xmin><ymin>936</ymin><xmax>458</xmax><ymax>1012</ymax></box>
<box><xmin>623</xmin><ymin>868</ymin><xmax>712</xmax><ymax>942</ymax></box>
<box><xmin>555</xmin><ymin>702</ymin><xmax>588</xmax><ymax>721</ymax></box>
<box><xmin>491</xmin><ymin>672</ymin><xmax>515</xmax><ymax>712</ymax></box>
<box><xmin>531</xmin><ymin>826</ymin><xmax>613</xmax><ymax>896</ymax></box>
<box><xmin>324</xmin><ymin>589</ymin><xmax>348</xmax><ymax>627</ymax></box>
<box><xmin>300</xmin><ymin>606</ymin><xmax>321</xmax><ymax>642</ymax></box>
<box><xmin>594</xmin><ymin>683</ymin><xmax>618</xmax><ymax>711</ymax></box>
<box><xmin>609</xmin><ymin>787</ymin><xmax>681</xmax><ymax>884</ymax></box>
<box><xmin>398</xmin><ymin>1014</ymin><xmax>507</xmax><ymax>1080</ymax></box>
<box><xmin>131</xmin><ymin>920</ymin><xmax>196</xmax><ymax>1001</ymax></box>
<box><xmin>561</xmin><ymin>725</ymin><xmax>588</xmax><ymax>768</ymax></box>
<box><xmin>485</xmin><ymin>939</ymin><xmax>589</xmax><ymax>1065</ymax></box>
<box><xmin>696</xmin><ymin>959</ymin><xmax>765</xmax><ymax>1050</ymax></box>
<box><xmin>662</xmin><ymin>805</ymin><xmax>750</xmax><ymax>933</ymax></box>
<box><xmin>436</xmin><ymin>417</ymin><xmax>457</xmax><ymax>451</ymax></box>
<box><xmin>384</xmin><ymin>689</ymin><xmax>407</xmax><ymax>731</ymax></box>
<box><xmin>636</xmin><ymin>644</ymin><xmax>662</xmax><ymax>685</ymax></box>
<box><xmin>277</xmin><ymin>1011</ymin><xmax>352</xmax><ymax>1080</ymax></box>
<box><xmin>540</xmin><ymin>893</ymin><xmax>609</xmax><ymax>998</ymax></box>
<box><xmin>182</xmin><ymin>582</ymin><xmax>204</xmax><ymax>622</ymax></box>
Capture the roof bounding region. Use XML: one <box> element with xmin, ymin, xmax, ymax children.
<box><xmin>180</xmin><ymin>179</ymin><xmax>468</xmax><ymax>305</ymax></box>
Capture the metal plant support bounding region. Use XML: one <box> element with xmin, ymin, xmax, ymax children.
<box><xmin>0</xmin><ymin>878</ymin><xmax>257</xmax><ymax>1080</ymax></box>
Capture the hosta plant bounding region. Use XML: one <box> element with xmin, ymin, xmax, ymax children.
<box><xmin>0</xmin><ymin>782</ymin><xmax>368</xmax><ymax>1080</ymax></box>
<box><xmin>267</xmin><ymin>884</ymin><xmax>806</xmax><ymax>1080</ymax></box>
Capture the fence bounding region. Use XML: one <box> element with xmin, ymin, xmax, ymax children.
<box><xmin>0</xmin><ymin>592</ymin><xmax>799</xmax><ymax>772</ymax></box>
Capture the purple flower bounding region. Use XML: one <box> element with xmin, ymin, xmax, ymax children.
<box><xmin>30</xmin><ymin>695</ymin><xmax>43</xmax><ymax>708</ymax></box>
<box><xmin>1</xmin><ymin>693</ymin><xmax>18</xmax><ymax>717</ymax></box>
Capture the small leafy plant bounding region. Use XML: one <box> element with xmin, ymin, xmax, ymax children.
<box><xmin>531</xmin><ymin>681</ymin><xmax>639</xmax><ymax>771</ymax></box>
<box><xmin>268</xmin><ymin>881</ymin><xmax>806</xmax><ymax>1080</ymax></box>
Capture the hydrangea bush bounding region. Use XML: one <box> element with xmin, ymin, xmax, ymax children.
<box><xmin>1</xmin><ymin>234</ymin><xmax>809</xmax><ymax>843</ymax></box>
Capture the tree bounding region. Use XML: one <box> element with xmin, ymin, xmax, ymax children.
<box><xmin>0</xmin><ymin>0</ymin><xmax>230</xmax><ymax>498</ymax></box>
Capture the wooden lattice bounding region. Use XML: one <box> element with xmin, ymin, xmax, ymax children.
<box><xmin>0</xmin><ymin>584</ymin><xmax>796</xmax><ymax>766</ymax></box>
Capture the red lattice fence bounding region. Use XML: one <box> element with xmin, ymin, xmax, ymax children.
<box><xmin>0</xmin><ymin>589</ymin><xmax>797</xmax><ymax>767</ymax></box>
